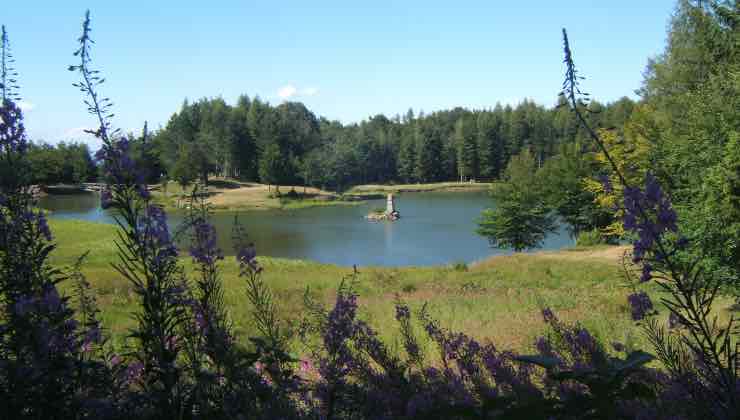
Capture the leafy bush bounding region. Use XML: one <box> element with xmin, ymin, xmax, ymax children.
<box><xmin>575</xmin><ymin>229</ymin><xmax>605</xmax><ymax>247</ymax></box>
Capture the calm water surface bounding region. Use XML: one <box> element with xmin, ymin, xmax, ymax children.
<box><xmin>40</xmin><ymin>191</ymin><xmax>573</xmax><ymax>267</ymax></box>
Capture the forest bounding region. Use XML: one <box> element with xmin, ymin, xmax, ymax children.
<box><xmin>144</xmin><ymin>94</ymin><xmax>635</xmax><ymax>193</ymax></box>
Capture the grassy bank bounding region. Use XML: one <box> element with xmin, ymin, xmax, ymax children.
<box><xmin>151</xmin><ymin>179</ymin><xmax>351</xmax><ymax>211</ymax></box>
<box><xmin>47</xmin><ymin>218</ymin><xmax>708</xmax><ymax>357</ymax></box>
<box><xmin>149</xmin><ymin>179</ymin><xmax>493</xmax><ymax>212</ymax></box>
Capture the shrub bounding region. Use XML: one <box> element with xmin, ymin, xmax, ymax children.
<box><xmin>575</xmin><ymin>229</ymin><xmax>605</xmax><ymax>247</ymax></box>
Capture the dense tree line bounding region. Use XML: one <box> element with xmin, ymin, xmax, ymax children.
<box><xmin>143</xmin><ymin>94</ymin><xmax>636</xmax><ymax>193</ymax></box>
<box><xmin>25</xmin><ymin>141</ymin><xmax>96</xmax><ymax>185</ymax></box>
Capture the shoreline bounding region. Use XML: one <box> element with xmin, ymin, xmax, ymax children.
<box><xmin>43</xmin><ymin>181</ymin><xmax>494</xmax><ymax>212</ymax></box>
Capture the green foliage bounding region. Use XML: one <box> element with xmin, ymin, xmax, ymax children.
<box><xmin>539</xmin><ymin>141</ymin><xmax>613</xmax><ymax>237</ymax></box>
<box><xmin>397</xmin><ymin>129</ymin><xmax>417</xmax><ymax>183</ymax></box>
<box><xmin>258</xmin><ymin>141</ymin><xmax>287</xmax><ymax>192</ymax></box>
<box><xmin>476</xmin><ymin>109</ymin><xmax>505</xmax><ymax>180</ymax></box>
<box><xmin>25</xmin><ymin>141</ymin><xmax>96</xmax><ymax>185</ymax></box>
<box><xmin>576</xmin><ymin>229</ymin><xmax>606</xmax><ymax>247</ymax></box>
<box><xmin>454</xmin><ymin>114</ymin><xmax>478</xmax><ymax>181</ymax></box>
<box><xmin>477</xmin><ymin>150</ymin><xmax>556</xmax><ymax>251</ymax></box>
<box><xmin>170</xmin><ymin>144</ymin><xmax>198</xmax><ymax>189</ymax></box>
<box><xmin>147</xmin><ymin>86</ymin><xmax>634</xmax><ymax>196</ymax></box>
<box><xmin>632</xmin><ymin>0</ymin><xmax>740</xmax><ymax>288</ymax></box>
<box><xmin>414</xmin><ymin>121</ymin><xmax>444</xmax><ymax>182</ymax></box>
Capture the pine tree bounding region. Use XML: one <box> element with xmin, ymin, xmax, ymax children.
<box><xmin>454</xmin><ymin>116</ymin><xmax>478</xmax><ymax>182</ymax></box>
<box><xmin>476</xmin><ymin>111</ymin><xmax>504</xmax><ymax>180</ymax></box>
<box><xmin>415</xmin><ymin>121</ymin><xmax>444</xmax><ymax>182</ymax></box>
<box><xmin>259</xmin><ymin>141</ymin><xmax>286</xmax><ymax>194</ymax></box>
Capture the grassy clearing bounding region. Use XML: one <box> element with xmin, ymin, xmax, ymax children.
<box><xmin>48</xmin><ymin>218</ymin><xmax>732</xmax><ymax>357</ymax></box>
<box><xmin>151</xmin><ymin>179</ymin><xmax>347</xmax><ymax>211</ymax></box>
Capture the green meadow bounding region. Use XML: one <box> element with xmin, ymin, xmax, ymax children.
<box><xmin>48</xmin><ymin>218</ymin><xmax>687</xmax><ymax>357</ymax></box>
<box><xmin>51</xmin><ymin>220</ymin><xmax>730</xmax><ymax>360</ymax></box>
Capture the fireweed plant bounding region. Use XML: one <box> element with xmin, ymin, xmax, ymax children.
<box><xmin>560</xmin><ymin>29</ymin><xmax>738</xmax><ymax>418</ymax></box>
<box><xmin>0</xmin><ymin>10</ymin><xmax>738</xmax><ymax>420</ymax></box>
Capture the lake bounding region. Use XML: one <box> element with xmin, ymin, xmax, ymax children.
<box><xmin>39</xmin><ymin>191</ymin><xmax>574</xmax><ymax>267</ymax></box>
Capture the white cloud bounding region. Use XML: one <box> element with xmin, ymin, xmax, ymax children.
<box><xmin>277</xmin><ymin>84</ymin><xmax>319</xmax><ymax>100</ymax></box>
<box><xmin>277</xmin><ymin>84</ymin><xmax>298</xmax><ymax>99</ymax></box>
<box><xmin>18</xmin><ymin>100</ymin><xmax>35</xmax><ymax>112</ymax></box>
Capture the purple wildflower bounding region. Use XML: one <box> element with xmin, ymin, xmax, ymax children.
<box><xmin>541</xmin><ymin>308</ymin><xmax>556</xmax><ymax>323</ymax></box>
<box><xmin>124</xmin><ymin>361</ymin><xmax>144</xmax><ymax>384</ymax></box>
<box><xmin>189</xmin><ymin>220</ymin><xmax>223</xmax><ymax>265</ymax></box>
<box><xmin>395</xmin><ymin>304</ymin><xmax>411</xmax><ymax>321</ymax></box>
<box><xmin>139</xmin><ymin>205</ymin><xmax>178</xmax><ymax>263</ymax></box>
<box><xmin>236</xmin><ymin>242</ymin><xmax>260</xmax><ymax>272</ymax></box>
<box><xmin>135</xmin><ymin>183</ymin><xmax>150</xmax><ymax>200</ymax></box>
<box><xmin>324</xmin><ymin>291</ymin><xmax>359</xmax><ymax>353</ymax></box>
<box><xmin>535</xmin><ymin>337</ymin><xmax>553</xmax><ymax>355</ymax></box>
<box><xmin>0</xmin><ymin>99</ymin><xmax>28</xmax><ymax>154</ymax></box>
<box><xmin>193</xmin><ymin>306</ymin><xmax>208</xmax><ymax>333</ymax></box>
<box><xmin>627</xmin><ymin>291</ymin><xmax>653</xmax><ymax>321</ymax></box>
<box><xmin>598</xmin><ymin>174</ymin><xmax>613</xmax><ymax>194</ymax></box>
<box><xmin>623</xmin><ymin>174</ymin><xmax>678</xmax><ymax>264</ymax></box>
<box><xmin>574</xmin><ymin>328</ymin><xmax>597</xmax><ymax>352</ymax></box>
<box><xmin>36</xmin><ymin>211</ymin><xmax>52</xmax><ymax>241</ymax></box>
<box><xmin>81</xmin><ymin>325</ymin><xmax>101</xmax><ymax>352</ymax></box>
<box><xmin>640</xmin><ymin>263</ymin><xmax>652</xmax><ymax>283</ymax></box>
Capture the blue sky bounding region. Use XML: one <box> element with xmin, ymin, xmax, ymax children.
<box><xmin>4</xmin><ymin>1</ymin><xmax>676</xmax><ymax>147</ymax></box>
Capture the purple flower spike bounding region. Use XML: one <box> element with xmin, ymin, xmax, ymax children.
<box><xmin>395</xmin><ymin>304</ymin><xmax>411</xmax><ymax>321</ymax></box>
<box><xmin>598</xmin><ymin>174</ymin><xmax>613</xmax><ymax>194</ymax></box>
<box><xmin>622</xmin><ymin>173</ymin><xmax>679</xmax><ymax>264</ymax></box>
<box><xmin>541</xmin><ymin>308</ymin><xmax>556</xmax><ymax>323</ymax></box>
<box><xmin>36</xmin><ymin>211</ymin><xmax>52</xmax><ymax>241</ymax></box>
<box><xmin>0</xmin><ymin>100</ymin><xmax>28</xmax><ymax>154</ymax></box>
<box><xmin>640</xmin><ymin>264</ymin><xmax>652</xmax><ymax>283</ymax></box>
<box><xmin>627</xmin><ymin>291</ymin><xmax>653</xmax><ymax>321</ymax></box>
<box><xmin>189</xmin><ymin>220</ymin><xmax>223</xmax><ymax>265</ymax></box>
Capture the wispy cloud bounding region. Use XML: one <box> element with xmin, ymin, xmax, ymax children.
<box><xmin>277</xmin><ymin>84</ymin><xmax>319</xmax><ymax>100</ymax></box>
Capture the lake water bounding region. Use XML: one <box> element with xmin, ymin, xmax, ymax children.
<box><xmin>39</xmin><ymin>191</ymin><xmax>573</xmax><ymax>267</ymax></box>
